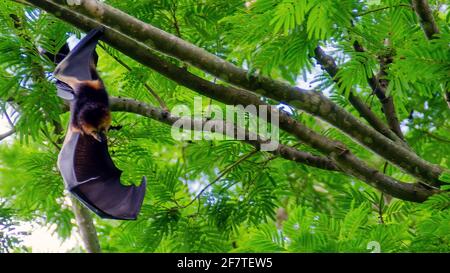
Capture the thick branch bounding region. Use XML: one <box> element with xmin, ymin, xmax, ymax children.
<box><xmin>70</xmin><ymin>197</ymin><xmax>101</xmax><ymax>253</ymax></box>
<box><xmin>107</xmin><ymin>97</ymin><xmax>437</xmax><ymax>202</ymax></box>
<box><xmin>411</xmin><ymin>0</ymin><xmax>440</xmax><ymax>40</ymax></box>
<box><xmin>108</xmin><ymin>98</ymin><xmax>338</xmax><ymax>172</ymax></box>
<box><xmin>34</xmin><ymin>0</ymin><xmax>446</xmax><ymax>186</ymax></box>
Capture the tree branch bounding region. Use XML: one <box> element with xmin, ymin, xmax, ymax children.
<box><xmin>170</xmin><ymin>1</ymin><xmax>182</xmax><ymax>39</ymax></box>
<box><xmin>0</xmin><ymin>109</ymin><xmax>16</xmax><ymax>141</ymax></box>
<box><xmin>314</xmin><ymin>46</ymin><xmax>405</xmax><ymax>144</ymax></box>
<box><xmin>356</xmin><ymin>4</ymin><xmax>412</xmax><ymax>17</ymax></box>
<box><xmin>353</xmin><ymin>42</ymin><xmax>405</xmax><ymax>141</ymax></box>
<box><xmin>32</xmin><ymin>0</ymin><xmax>447</xmax><ymax>187</ymax></box>
<box><xmin>106</xmin><ymin>97</ymin><xmax>437</xmax><ymax>202</ymax></box>
<box><xmin>418</xmin><ymin>130</ymin><xmax>450</xmax><ymax>143</ymax></box>
<box><xmin>20</xmin><ymin>1</ymin><xmax>341</xmax><ymax>166</ymax></box>
<box><xmin>107</xmin><ymin>97</ymin><xmax>338</xmax><ymax>172</ymax></box>
<box><xmin>411</xmin><ymin>0</ymin><xmax>440</xmax><ymax>40</ymax></box>
<box><xmin>97</xmin><ymin>43</ymin><xmax>168</xmax><ymax>110</ymax></box>
<box><xmin>70</xmin><ymin>197</ymin><xmax>101</xmax><ymax>253</ymax></box>
<box><xmin>445</xmin><ymin>91</ymin><xmax>450</xmax><ymax>109</ymax></box>
<box><xmin>181</xmin><ymin>149</ymin><xmax>259</xmax><ymax>209</ymax></box>
<box><xmin>410</xmin><ymin>1</ymin><xmax>448</xmax><ymax>108</ymax></box>
<box><xmin>0</xmin><ymin>129</ymin><xmax>15</xmax><ymax>141</ymax></box>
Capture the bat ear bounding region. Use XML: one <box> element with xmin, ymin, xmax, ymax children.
<box><xmin>56</xmin><ymin>80</ymin><xmax>76</xmax><ymax>101</ymax></box>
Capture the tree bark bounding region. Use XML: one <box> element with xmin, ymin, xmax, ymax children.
<box><xmin>70</xmin><ymin>197</ymin><xmax>101</xmax><ymax>253</ymax></box>
<box><xmin>410</xmin><ymin>1</ymin><xmax>448</xmax><ymax>109</ymax></box>
<box><xmin>411</xmin><ymin>0</ymin><xmax>440</xmax><ymax>40</ymax></box>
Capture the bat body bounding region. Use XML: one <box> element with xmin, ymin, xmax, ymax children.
<box><xmin>54</xmin><ymin>27</ymin><xmax>146</xmax><ymax>220</ymax></box>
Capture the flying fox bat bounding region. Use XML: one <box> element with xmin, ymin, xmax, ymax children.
<box><xmin>54</xmin><ymin>27</ymin><xmax>146</xmax><ymax>220</ymax></box>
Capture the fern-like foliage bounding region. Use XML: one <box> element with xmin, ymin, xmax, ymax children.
<box><xmin>0</xmin><ymin>0</ymin><xmax>448</xmax><ymax>253</ymax></box>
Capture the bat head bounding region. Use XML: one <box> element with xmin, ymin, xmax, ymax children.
<box><xmin>78</xmin><ymin>104</ymin><xmax>111</xmax><ymax>142</ymax></box>
<box><xmin>71</xmin><ymin>79</ymin><xmax>111</xmax><ymax>142</ymax></box>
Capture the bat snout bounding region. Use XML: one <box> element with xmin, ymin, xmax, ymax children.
<box><xmin>91</xmin><ymin>131</ymin><xmax>106</xmax><ymax>142</ymax></box>
<box><xmin>80</xmin><ymin>123</ymin><xmax>108</xmax><ymax>143</ymax></box>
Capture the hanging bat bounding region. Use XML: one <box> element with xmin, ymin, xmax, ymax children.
<box><xmin>54</xmin><ymin>27</ymin><xmax>146</xmax><ymax>220</ymax></box>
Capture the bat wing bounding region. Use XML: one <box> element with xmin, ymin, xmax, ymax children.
<box><xmin>58</xmin><ymin>129</ymin><xmax>146</xmax><ymax>220</ymax></box>
<box><xmin>54</xmin><ymin>27</ymin><xmax>104</xmax><ymax>89</ymax></box>
<box><xmin>52</xmin><ymin>31</ymin><xmax>101</xmax><ymax>101</ymax></box>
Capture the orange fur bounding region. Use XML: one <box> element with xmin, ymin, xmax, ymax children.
<box><xmin>83</xmin><ymin>80</ymin><xmax>103</xmax><ymax>90</ymax></box>
<box><xmin>80</xmin><ymin>111</ymin><xmax>111</xmax><ymax>137</ymax></box>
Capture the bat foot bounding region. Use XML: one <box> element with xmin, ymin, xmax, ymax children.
<box><xmin>109</xmin><ymin>125</ymin><xmax>123</xmax><ymax>131</ymax></box>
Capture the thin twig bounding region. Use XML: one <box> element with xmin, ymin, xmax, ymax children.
<box><xmin>378</xmin><ymin>161</ymin><xmax>390</xmax><ymax>221</ymax></box>
<box><xmin>353</xmin><ymin>41</ymin><xmax>406</xmax><ymax>142</ymax></box>
<box><xmin>181</xmin><ymin>143</ymin><xmax>189</xmax><ymax>187</ymax></box>
<box><xmin>171</xmin><ymin>1</ymin><xmax>182</xmax><ymax>39</ymax></box>
<box><xmin>356</xmin><ymin>4</ymin><xmax>412</xmax><ymax>17</ymax></box>
<box><xmin>170</xmin><ymin>1</ymin><xmax>188</xmax><ymax>70</ymax></box>
<box><xmin>418</xmin><ymin>130</ymin><xmax>450</xmax><ymax>143</ymax></box>
<box><xmin>40</xmin><ymin>128</ymin><xmax>61</xmax><ymax>150</ymax></box>
<box><xmin>0</xmin><ymin>129</ymin><xmax>15</xmax><ymax>142</ymax></box>
<box><xmin>98</xmin><ymin>43</ymin><xmax>168</xmax><ymax>110</ymax></box>
<box><xmin>181</xmin><ymin>149</ymin><xmax>259</xmax><ymax>209</ymax></box>
<box><xmin>383</xmin><ymin>161</ymin><xmax>389</xmax><ymax>174</ymax></box>
<box><xmin>378</xmin><ymin>192</ymin><xmax>385</xmax><ymax>224</ymax></box>
<box><xmin>3</xmin><ymin>110</ymin><xmax>15</xmax><ymax>128</ymax></box>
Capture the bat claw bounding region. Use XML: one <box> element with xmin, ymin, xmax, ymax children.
<box><xmin>90</xmin><ymin>132</ymin><xmax>104</xmax><ymax>142</ymax></box>
<box><xmin>94</xmin><ymin>25</ymin><xmax>106</xmax><ymax>34</ymax></box>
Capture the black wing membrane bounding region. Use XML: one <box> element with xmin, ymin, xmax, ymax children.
<box><xmin>58</xmin><ymin>130</ymin><xmax>146</xmax><ymax>220</ymax></box>
<box><xmin>54</xmin><ymin>27</ymin><xmax>103</xmax><ymax>88</ymax></box>
<box><xmin>53</xmin><ymin>30</ymin><xmax>101</xmax><ymax>100</ymax></box>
